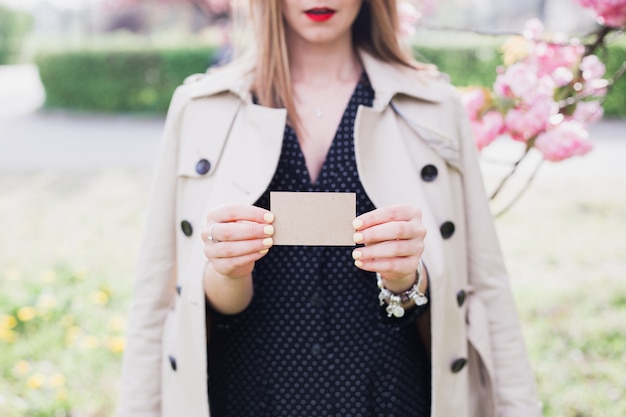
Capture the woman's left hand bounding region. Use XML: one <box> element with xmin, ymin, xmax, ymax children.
<box><xmin>351</xmin><ymin>205</ymin><xmax>426</xmax><ymax>289</ymax></box>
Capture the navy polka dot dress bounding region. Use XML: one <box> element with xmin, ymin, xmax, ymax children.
<box><xmin>207</xmin><ymin>74</ymin><xmax>431</xmax><ymax>417</ymax></box>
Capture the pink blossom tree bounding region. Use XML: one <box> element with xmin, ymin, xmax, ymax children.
<box><xmin>578</xmin><ymin>0</ymin><xmax>626</xmax><ymax>27</ymax></box>
<box><xmin>400</xmin><ymin>0</ymin><xmax>625</xmax><ymax>215</ymax></box>
<box><xmin>461</xmin><ymin>10</ymin><xmax>623</xmax><ymax>214</ymax></box>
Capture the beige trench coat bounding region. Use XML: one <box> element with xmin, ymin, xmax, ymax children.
<box><xmin>118</xmin><ymin>50</ymin><xmax>542</xmax><ymax>417</ymax></box>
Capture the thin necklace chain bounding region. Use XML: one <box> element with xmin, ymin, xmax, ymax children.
<box><xmin>294</xmin><ymin>68</ymin><xmax>361</xmax><ymax>118</ymax></box>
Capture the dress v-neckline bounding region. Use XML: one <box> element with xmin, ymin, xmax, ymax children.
<box><xmin>290</xmin><ymin>76</ymin><xmax>362</xmax><ymax>187</ymax></box>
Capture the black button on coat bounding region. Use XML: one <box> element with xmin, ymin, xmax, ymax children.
<box><xmin>196</xmin><ymin>159</ymin><xmax>211</xmax><ymax>175</ymax></box>
<box><xmin>451</xmin><ymin>358</ymin><xmax>467</xmax><ymax>373</ymax></box>
<box><xmin>456</xmin><ymin>290</ymin><xmax>466</xmax><ymax>307</ymax></box>
<box><xmin>181</xmin><ymin>220</ymin><xmax>193</xmax><ymax>237</ymax></box>
<box><xmin>440</xmin><ymin>221</ymin><xmax>456</xmax><ymax>239</ymax></box>
<box><xmin>168</xmin><ymin>355</ymin><xmax>177</xmax><ymax>371</ymax></box>
<box><xmin>421</xmin><ymin>164</ymin><xmax>438</xmax><ymax>182</ymax></box>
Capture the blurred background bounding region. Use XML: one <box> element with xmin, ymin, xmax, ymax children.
<box><xmin>0</xmin><ymin>0</ymin><xmax>625</xmax><ymax>416</ymax></box>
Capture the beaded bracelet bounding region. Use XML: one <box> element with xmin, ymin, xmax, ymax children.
<box><xmin>377</xmin><ymin>259</ymin><xmax>428</xmax><ymax>318</ymax></box>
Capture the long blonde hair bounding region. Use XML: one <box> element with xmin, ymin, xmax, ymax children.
<box><xmin>247</xmin><ymin>0</ymin><xmax>419</xmax><ymax>121</ymax></box>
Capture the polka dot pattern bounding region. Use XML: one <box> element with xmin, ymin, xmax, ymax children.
<box><xmin>207</xmin><ymin>74</ymin><xmax>430</xmax><ymax>417</ymax></box>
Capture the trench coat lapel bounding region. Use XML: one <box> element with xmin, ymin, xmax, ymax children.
<box><xmin>208</xmin><ymin>103</ymin><xmax>287</xmax><ymax>206</ymax></box>
<box><xmin>353</xmin><ymin>105</ymin><xmax>444</xmax><ymax>285</ymax></box>
<box><xmin>358</xmin><ymin>49</ymin><xmax>442</xmax><ymax>107</ymax></box>
<box><xmin>186</xmin><ymin>102</ymin><xmax>286</xmax><ymax>307</ymax></box>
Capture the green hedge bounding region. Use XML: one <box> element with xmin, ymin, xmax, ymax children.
<box><xmin>37</xmin><ymin>43</ymin><xmax>626</xmax><ymax>117</ymax></box>
<box><xmin>36</xmin><ymin>47</ymin><xmax>217</xmax><ymax>114</ymax></box>
<box><xmin>414</xmin><ymin>42</ymin><xmax>502</xmax><ymax>89</ymax></box>
<box><xmin>0</xmin><ymin>5</ymin><xmax>32</xmax><ymax>64</ymax></box>
<box><xmin>601</xmin><ymin>43</ymin><xmax>626</xmax><ymax>118</ymax></box>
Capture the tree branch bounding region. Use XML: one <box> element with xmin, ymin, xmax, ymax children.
<box><xmin>489</xmin><ymin>145</ymin><xmax>533</xmax><ymax>201</ymax></box>
<box><xmin>494</xmin><ymin>158</ymin><xmax>544</xmax><ymax>218</ymax></box>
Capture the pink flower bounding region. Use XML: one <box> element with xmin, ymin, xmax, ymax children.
<box><xmin>534</xmin><ymin>120</ymin><xmax>593</xmax><ymax>162</ymax></box>
<box><xmin>397</xmin><ymin>1</ymin><xmax>421</xmax><ymax>39</ymax></box>
<box><xmin>505</xmin><ymin>96</ymin><xmax>557</xmax><ymax>142</ymax></box>
<box><xmin>552</xmin><ymin>67</ymin><xmax>574</xmax><ymax>87</ymax></box>
<box><xmin>471</xmin><ymin>111</ymin><xmax>505</xmax><ymax>150</ymax></box>
<box><xmin>584</xmin><ymin>78</ymin><xmax>610</xmax><ymax>97</ymax></box>
<box><xmin>493</xmin><ymin>69</ymin><xmax>510</xmax><ymax>98</ymax></box>
<box><xmin>578</xmin><ymin>0</ymin><xmax>626</xmax><ymax>28</ymax></box>
<box><xmin>580</xmin><ymin>54</ymin><xmax>606</xmax><ymax>80</ymax></box>
<box><xmin>577</xmin><ymin>55</ymin><xmax>609</xmax><ymax>96</ymax></box>
<box><xmin>572</xmin><ymin>101</ymin><xmax>605</xmax><ymax>124</ymax></box>
<box><xmin>523</xmin><ymin>18</ymin><xmax>544</xmax><ymax>40</ymax></box>
<box><xmin>494</xmin><ymin>62</ymin><xmax>538</xmax><ymax>100</ymax></box>
<box><xmin>528</xmin><ymin>40</ymin><xmax>585</xmax><ymax>77</ymax></box>
<box><xmin>533</xmin><ymin>76</ymin><xmax>557</xmax><ymax>100</ymax></box>
<box><xmin>461</xmin><ymin>88</ymin><xmax>487</xmax><ymax>121</ymax></box>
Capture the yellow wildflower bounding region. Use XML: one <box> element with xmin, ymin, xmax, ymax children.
<box><xmin>5</xmin><ymin>266</ymin><xmax>20</xmax><ymax>281</ymax></box>
<box><xmin>48</xmin><ymin>373</ymin><xmax>66</xmax><ymax>388</ymax></box>
<box><xmin>13</xmin><ymin>360</ymin><xmax>31</xmax><ymax>376</ymax></box>
<box><xmin>90</xmin><ymin>291</ymin><xmax>109</xmax><ymax>306</ymax></box>
<box><xmin>65</xmin><ymin>326</ymin><xmax>83</xmax><ymax>346</ymax></box>
<box><xmin>27</xmin><ymin>373</ymin><xmax>45</xmax><ymax>389</ymax></box>
<box><xmin>107</xmin><ymin>336</ymin><xmax>126</xmax><ymax>353</ymax></box>
<box><xmin>17</xmin><ymin>306</ymin><xmax>37</xmax><ymax>322</ymax></box>
<box><xmin>56</xmin><ymin>388</ymin><xmax>68</xmax><ymax>401</ymax></box>
<box><xmin>39</xmin><ymin>269</ymin><xmax>56</xmax><ymax>283</ymax></box>
<box><xmin>82</xmin><ymin>335</ymin><xmax>100</xmax><ymax>349</ymax></box>
<box><xmin>107</xmin><ymin>316</ymin><xmax>127</xmax><ymax>332</ymax></box>
<box><xmin>0</xmin><ymin>327</ymin><xmax>17</xmax><ymax>343</ymax></box>
<box><xmin>0</xmin><ymin>314</ymin><xmax>17</xmax><ymax>329</ymax></box>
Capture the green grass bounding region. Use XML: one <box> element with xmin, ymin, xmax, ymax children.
<box><xmin>0</xmin><ymin>162</ymin><xmax>624</xmax><ymax>415</ymax></box>
<box><xmin>0</xmin><ymin>171</ymin><xmax>148</xmax><ymax>416</ymax></box>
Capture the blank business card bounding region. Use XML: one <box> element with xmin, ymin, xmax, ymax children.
<box><xmin>270</xmin><ymin>192</ymin><xmax>356</xmax><ymax>246</ymax></box>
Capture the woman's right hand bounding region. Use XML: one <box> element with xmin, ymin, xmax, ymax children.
<box><xmin>201</xmin><ymin>205</ymin><xmax>275</xmax><ymax>280</ymax></box>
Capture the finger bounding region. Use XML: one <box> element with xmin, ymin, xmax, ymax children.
<box><xmin>210</xmin><ymin>248</ymin><xmax>271</xmax><ymax>278</ymax></box>
<box><xmin>204</xmin><ymin>236</ymin><xmax>274</xmax><ymax>260</ymax></box>
<box><xmin>201</xmin><ymin>221</ymin><xmax>274</xmax><ymax>244</ymax></box>
<box><xmin>353</xmin><ymin>205</ymin><xmax>421</xmax><ymax>230</ymax></box>
<box><xmin>353</xmin><ymin>256</ymin><xmax>420</xmax><ymax>277</ymax></box>
<box><xmin>352</xmin><ymin>239</ymin><xmax>423</xmax><ymax>261</ymax></box>
<box><xmin>209</xmin><ymin>205</ymin><xmax>274</xmax><ymax>225</ymax></box>
<box><xmin>353</xmin><ymin>221</ymin><xmax>425</xmax><ymax>245</ymax></box>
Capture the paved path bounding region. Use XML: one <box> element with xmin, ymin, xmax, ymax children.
<box><xmin>0</xmin><ymin>64</ymin><xmax>624</xmax><ymax>172</ymax></box>
<box><xmin>0</xmin><ymin>111</ymin><xmax>164</xmax><ymax>170</ymax></box>
<box><xmin>0</xmin><ymin>65</ymin><xmax>163</xmax><ymax>171</ymax></box>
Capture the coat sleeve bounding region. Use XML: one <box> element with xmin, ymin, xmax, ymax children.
<box><xmin>453</xmin><ymin>97</ymin><xmax>542</xmax><ymax>417</ymax></box>
<box><xmin>117</xmin><ymin>86</ymin><xmax>186</xmax><ymax>417</ymax></box>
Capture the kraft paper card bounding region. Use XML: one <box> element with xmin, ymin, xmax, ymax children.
<box><xmin>270</xmin><ymin>192</ymin><xmax>356</xmax><ymax>246</ymax></box>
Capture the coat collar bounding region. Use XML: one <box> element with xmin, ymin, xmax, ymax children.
<box><xmin>357</xmin><ymin>49</ymin><xmax>443</xmax><ymax>108</ymax></box>
<box><xmin>188</xmin><ymin>53</ymin><xmax>256</xmax><ymax>101</ymax></box>
<box><xmin>189</xmin><ymin>49</ymin><xmax>445</xmax><ymax>106</ymax></box>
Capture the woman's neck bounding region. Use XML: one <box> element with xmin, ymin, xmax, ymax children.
<box><xmin>287</xmin><ymin>36</ymin><xmax>361</xmax><ymax>86</ymax></box>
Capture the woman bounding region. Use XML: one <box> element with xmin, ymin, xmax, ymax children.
<box><xmin>119</xmin><ymin>1</ymin><xmax>542</xmax><ymax>416</ymax></box>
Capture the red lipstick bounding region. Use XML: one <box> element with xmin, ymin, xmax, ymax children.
<box><xmin>305</xmin><ymin>7</ymin><xmax>336</xmax><ymax>22</ymax></box>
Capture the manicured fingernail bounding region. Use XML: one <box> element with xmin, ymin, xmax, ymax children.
<box><xmin>264</xmin><ymin>225</ymin><xmax>274</xmax><ymax>236</ymax></box>
<box><xmin>352</xmin><ymin>219</ymin><xmax>363</xmax><ymax>229</ymax></box>
<box><xmin>352</xmin><ymin>250</ymin><xmax>362</xmax><ymax>260</ymax></box>
<box><xmin>259</xmin><ymin>248</ymin><xmax>269</xmax><ymax>255</ymax></box>
<box><xmin>263</xmin><ymin>237</ymin><xmax>273</xmax><ymax>247</ymax></box>
<box><xmin>264</xmin><ymin>212</ymin><xmax>275</xmax><ymax>223</ymax></box>
<box><xmin>353</xmin><ymin>232</ymin><xmax>363</xmax><ymax>243</ymax></box>
<box><xmin>354</xmin><ymin>260</ymin><xmax>363</xmax><ymax>268</ymax></box>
